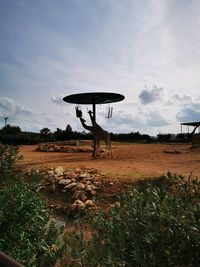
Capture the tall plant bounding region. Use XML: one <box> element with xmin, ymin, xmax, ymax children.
<box><xmin>0</xmin><ymin>144</ymin><xmax>22</xmax><ymax>184</ymax></box>
<box><xmin>0</xmin><ymin>145</ymin><xmax>65</xmax><ymax>266</ymax></box>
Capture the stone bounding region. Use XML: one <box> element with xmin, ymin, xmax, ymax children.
<box><xmin>81</xmin><ymin>179</ymin><xmax>90</xmax><ymax>185</ymax></box>
<box><xmin>115</xmin><ymin>202</ymin><xmax>121</xmax><ymax>207</ymax></box>
<box><xmin>90</xmin><ymin>190</ymin><xmax>96</xmax><ymax>196</ymax></box>
<box><xmin>85</xmin><ymin>200</ymin><xmax>95</xmax><ymax>207</ymax></box>
<box><xmin>72</xmin><ymin>190</ymin><xmax>87</xmax><ymax>201</ymax></box>
<box><xmin>80</xmin><ymin>194</ymin><xmax>88</xmax><ymax>202</ymax></box>
<box><xmin>65</xmin><ymin>171</ymin><xmax>77</xmax><ymax>179</ymax></box>
<box><xmin>51</xmin><ymin>244</ymin><xmax>58</xmax><ymax>252</ymax></box>
<box><xmin>75</xmin><ymin>168</ymin><xmax>82</xmax><ymax>173</ymax></box>
<box><xmin>36</xmin><ymin>185</ymin><xmax>45</xmax><ymax>193</ymax></box>
<box><xmin>48</xmin><ymin>170</ymin><xmax>55</xmax><ymax>175</ymax></box>
<box><xmin>85</xmin><ymin>185</ymin><xmax>93</xmax><ymax>192</ymax></box>
<box><xmin>53</xmin><ymin>174</ymin><xmax>62</xmax><ymax>180</ymax></box>
<box><xmin>71</xmin><ymin>200</ymin><xmax>85</xmax><ymax>210</ymax></box>
<box><xmin>93</xmin><ymin>177</ymin><xmax>100</xmax><ymax>182</ymax></box>
<box><xmin>87</xmin><ymin>176</ymin><xmax>94</xmax><ymax>182</ymax></box>
<box><xmin>64</xmin><ymin>182</ymin><xmax>77</xmax><ymax>189</ymax></box>
<box><xmin>72</xmin><ymin>190</ymin><xmax>82</xmax><ymax>200</ymax></box>
<box><xmin>75</xmin><ymin>183</ymin><xmax>85</xmax><ymax>190</ymax></box>
<box><xmin>59</xmin><ymin>179</ymin><xmax>71</xmax><ymax>185</ymax></box>
<box><xmin>85</xmin><ymin>184</ymin><xmax>98</xmax><ymax>191</ymax></box>
<box><xmin>79</xmin><ymin>173</ymin><xmax>90</xmax><ymax>179</ymax></box>
<box><xmin>88</xmin><ymin>168</ymin><xmax>98</xmax><ymax>174</ymax></box>
<box><xmin>92</xmin><ymin>185</ymin><xmax>98</xmax><ymax>190</ymax></box>
<box><xmin>55</xmin><ymin>176</ymin><xmax>65</xmax><ymax>181</ymax></box>
<box><xmin>54</xmin><ymin>166</ymin><xmax>64</xmax><ymax>176</ymax></box>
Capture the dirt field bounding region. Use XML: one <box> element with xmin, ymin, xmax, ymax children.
<box><xmin>17</xmin><ymin>143</ymin><xmax>200</xmax><ymax>180</ymax></box>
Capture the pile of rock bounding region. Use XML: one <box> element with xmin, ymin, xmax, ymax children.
<box><xmin>34</xmin><ymin>167</ymin><xmax>107</xmax><ymax>214</ymax></box>
<box><xmin>36</xmin><ymin>141</ymin><xmax>93</xmax><ymax>153</ymax></box>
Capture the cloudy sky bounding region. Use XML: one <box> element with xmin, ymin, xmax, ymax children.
<box><xmin>0</xmin><ymin>0</ymin><xmax>200</xmax><ymax>135</ymax></box>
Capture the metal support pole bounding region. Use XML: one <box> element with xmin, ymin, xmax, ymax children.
<box><xmin>92</xmin><ymin>102</ymin><xmax>96</xmax><ymax>157</ymax></box>
<box><xmin>92</xmin><ymin>103</ymin><xmax>96</xmax><ymax>123</ymax></box>
<box><xmin>181</xmin><ymin>124</ymin><xmax>182</xmax><ymax>134</ymax></box>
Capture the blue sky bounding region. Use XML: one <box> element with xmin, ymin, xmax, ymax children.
<box><xmin>0</xmin><ymin>0</ymin><xmax>200</xmax><ymax>135</ymax></box>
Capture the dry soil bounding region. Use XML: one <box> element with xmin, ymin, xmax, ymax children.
<box><xmin>17</xmin><ymin>143</ymin><xmax>200</xmax><ymax>181</ymax></box>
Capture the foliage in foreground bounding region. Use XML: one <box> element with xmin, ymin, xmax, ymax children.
<box><xmin>71</xmin><ymin>173</ymin><xmax>200</xmax><ymax>267</ymax></box>
<box><xmin>0</xmin><ymin>145</ymin><xmax>65</xmax><ymax>267</ymax></box>
<box><xmin>0</xmin><ymin>144</ymin><xmax>22</xmax><ymax>184</ymax></box>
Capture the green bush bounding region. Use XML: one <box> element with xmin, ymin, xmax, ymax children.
<box><xmin>74</xmin><ymin>174</ymin><xmax>200</xmax><ymax>267</ymax></box>
<box><xmin>0</xmin><ymin>145</ymin><xmax>65</xmax><ymax>266</ymax></box>
<box><xmin>0</xmin><ymin>145</ymin><xmax>22</xmax><ymax>184</ymax></box>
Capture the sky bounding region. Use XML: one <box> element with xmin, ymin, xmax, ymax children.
<box><xmin>0</xmin><ymin>0</ymin><xmax>200</xmax><ymax>136</ymax></box>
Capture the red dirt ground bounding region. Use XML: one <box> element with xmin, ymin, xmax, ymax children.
<box><xmin>17</xmin><ymin>143</ymin><xmax>200</xmax><ymax>181</ymax></box>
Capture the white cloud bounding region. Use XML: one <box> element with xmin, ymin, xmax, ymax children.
<box><xmin>176</xmin><ymin>102</ymin><xmax>200</xmax><ymax>122</ymax></box>
<box><xmin>107</xmin><ymin>110</ymin><xmax>146</xmax><ymax>133</ymax></box>
<box><xmin>0</xmin><ymin>97</ymin><xmax>33</xmax><ymax>117</ymax></box>
<box><xmin>172</xmin><ymin>94</ymin><xmax>193</xmax><ymax>105</ymax></box>
<box><xmin>146</xmin><ymin>111</ymin><xmax>169</xmax><ymax>127</ymax></box>
<box><xmin>139</xmin><ymin>85</ymin><xmax>164</xmax><ymax>105</ymax></box>
<box><xmin>51</xmin><ymin>95</ymin><xmax>65</xmax><ymax>105</ymax></box>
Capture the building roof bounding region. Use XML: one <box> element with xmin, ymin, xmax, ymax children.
<box><xmin>181</xmin><ymin>121</ymin><xmax>200</xmax><ymax>127</ymax></box>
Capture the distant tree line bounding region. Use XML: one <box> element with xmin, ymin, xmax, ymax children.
<box><xmin>0</xmin><ymin>124</ymin><xmax>92</xmax><ymax>145</ymax></box>
<box><xmin>0</xmin><ymin>124</ymin><xmax>191</xmax><ymax>145</ymax></box>
<box><xmin>110</xmin><ymin>132</ymin><xmax>151</xmax><ymax>143</ymax></box>
<box><xmin>157</xmin><ymin>133</ymin><xmax>191</xmax><ymax>143</ymax></box>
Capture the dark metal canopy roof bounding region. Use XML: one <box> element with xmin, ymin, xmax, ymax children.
<box><xmin>181</xmin><ymin>121</ymin><xmax>200</xmax><ymax>127</ymax></box>
<box><xmin>63</xmin><ymin>92</ymin><xmax>125</xmax><ymax>105</ymax></box>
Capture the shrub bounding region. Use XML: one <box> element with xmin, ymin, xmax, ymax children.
<box><xmin>0</xmin><ymin>145</ymin><xmax>65</xmax><ymax>266</ymax></box>
<box><xmin>73</xmin><ymin>174</ymin><xmax>200</xmax><ymax>267</ymax></box>
<box><xmin>0</xmin><ymin>145</ymin><xmax>22</xmax><ymax>184</ymax></box>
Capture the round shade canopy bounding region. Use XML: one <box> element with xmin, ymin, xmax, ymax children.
<box><xmin>63</xmin><ymin>92</ymin><xmax>125</xmax><ymax>105</ymax></box>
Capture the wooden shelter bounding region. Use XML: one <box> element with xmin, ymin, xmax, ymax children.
<box><xmin>180</xmin><ymin>121</ymin><xmax>200</xmax><ymax>133</ymax></box>
<box><xmin>181</xmin><ymin>121</ymin><xmax>200</xmax><ymax>147</ymax></box>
